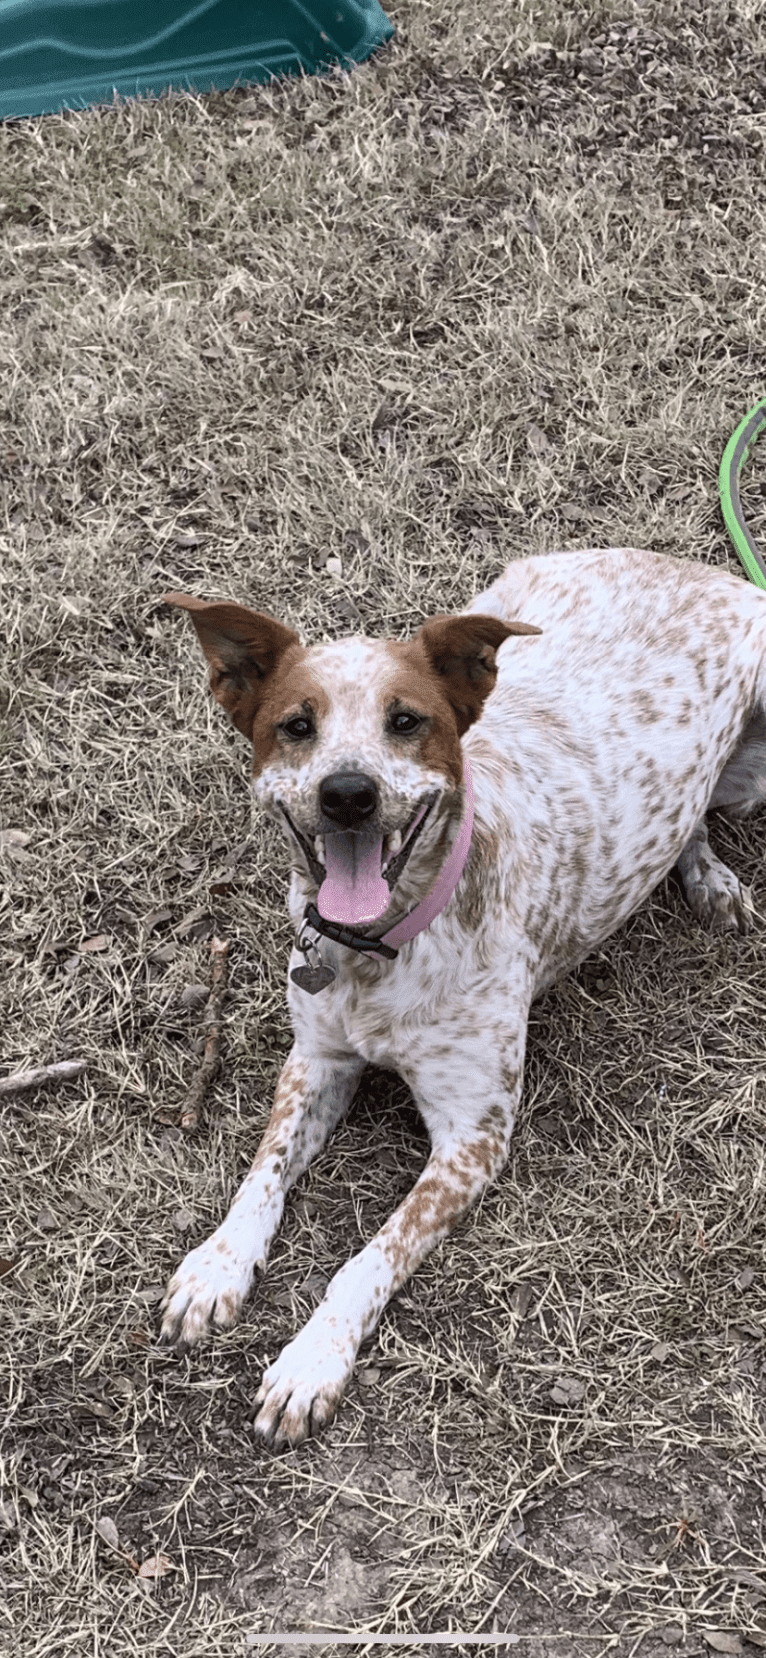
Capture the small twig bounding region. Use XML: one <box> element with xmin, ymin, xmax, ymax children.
<box><xmin>0</xmin><ymin>1059</ymin><xmax>87</xmax><ymax>1100</ymax></box>
<box><xmin>178</xmin><ymin>936</ymin><xmax>230</xmax><ymax>1131</ymax></box>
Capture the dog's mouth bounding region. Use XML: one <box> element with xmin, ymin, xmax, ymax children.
<box><xmin>278</xmin><ymin>792</ymin><xmax>439</xmax><ymax>927</ymax></box>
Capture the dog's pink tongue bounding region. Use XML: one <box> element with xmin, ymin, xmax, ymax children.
<box><xmin>317</xmin><ymin>830</ymin><xmax>389</xmax><ymax>924</ymax></box>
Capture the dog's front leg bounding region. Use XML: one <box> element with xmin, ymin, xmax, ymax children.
<box><xmin>160</xmin><ymin>1045</ymin><xmax>365</xmax><ymax>1346</ymax></box>
<box><xmin>253</xmin><ymin>1036</ymin><xmax>524</xmax><ymax>1447</ymax></box>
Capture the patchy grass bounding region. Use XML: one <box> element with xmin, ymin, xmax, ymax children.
<box><xmin>1</xmin><ymin>0</ymin><xmax>765</xmax><ymax>1651</ymax></box>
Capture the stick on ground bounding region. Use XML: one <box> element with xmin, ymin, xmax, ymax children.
<box><xmin>178</xmin><ymin>935</ymin><xmax>230</xmax><ymax>1131</ymax></box>
<box><xmin>0</xmin><ymin>1059</ymin><xmax>88</xmax><ymax>1099</ymax></box>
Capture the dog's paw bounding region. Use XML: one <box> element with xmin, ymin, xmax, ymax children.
<box><xmin>677</xmin><ymin>830</ymin><xmax>754</xmax><ymax>937</ymax></box>
<box><xmin>253</xmin><ymin>1320</ymin><xmax>355</xmax><ymax>1447</ymax></box>
<box><xmin>160</xmin><ymin>1234</ymin><xmax>253</xmax><ymax>1346</ymax></box>
<box><xmin>685</xmin><ymin>865</ymin><xmax>754</xmax><ymax>936</ymax></box>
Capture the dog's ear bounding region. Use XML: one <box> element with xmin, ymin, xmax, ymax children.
<box><xmin>415</xmin><ymin>613</ymin><xmax>541</xmax><ymax>735</ymax></box>
<box><xmin>161</xmin><ymin>592</ymin><xmax>301</xmax><ymax>739</ymax></box>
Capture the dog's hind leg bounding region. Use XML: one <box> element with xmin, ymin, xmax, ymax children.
<box><xmin>708</xmin><ymin>707</ymin><xmax>766</xmax><ymax>819</ymax></box>
<box><xmin>676</xmin><ymin>817</ymin><xmax>754</xmax><ymax>934</ymax></box>
<box><xmin>677</xmin><ymin>696</ymin><xmax>766</xmax><ymax>934</ymax></box>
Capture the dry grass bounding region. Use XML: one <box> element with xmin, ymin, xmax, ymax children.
<box><xmin>1</xmin><ymin>0</ymin><xmax>766</xmax><ymax>1651</ymax></box>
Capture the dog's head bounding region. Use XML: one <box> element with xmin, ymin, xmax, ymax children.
<box><xmin>162</xmin><ymin>592</ymin><xmax>539</xmax><ymax>929</ymax></box>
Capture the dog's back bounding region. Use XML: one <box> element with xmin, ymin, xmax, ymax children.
<box><xmin>462</xmin><ymin>548</ymin><xmax>766</xmax><ymax>981</ymax></box>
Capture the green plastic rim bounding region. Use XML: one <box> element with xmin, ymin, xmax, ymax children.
<box><xmin>719</xmin><ymin>398</ymin><xmax>766</xmax><ymax>590</ymax></box>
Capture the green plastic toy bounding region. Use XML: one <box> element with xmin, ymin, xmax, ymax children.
<box><xmin>0</xmin><ymin>0</ymin><xmax>394</xmax><ymax>120</ymax></box>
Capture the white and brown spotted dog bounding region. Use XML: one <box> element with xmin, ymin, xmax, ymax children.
<box><xmin>160</xmin><ymin>548</ymin><xmax>766</xmax><ymax>1445</ymax></box>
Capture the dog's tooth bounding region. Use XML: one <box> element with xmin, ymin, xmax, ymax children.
<box><xmin>314</xmin><ymin>837</ymin><xmax>326</xmax><ymax>866</ymax></box>
<box><xmin>387</xmin><ymin>829</ymin><xmax>402</xmax><ymax>858</ymax></box>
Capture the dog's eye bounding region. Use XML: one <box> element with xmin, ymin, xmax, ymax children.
<box><xmin>281</xmin><ymin>716</ymin><xmax>314</xmax><ymax>740</ymax></box>
<box><xmin>390</xmin><ymin>711</ymin><xmax>422</xmax><ymax>734</ymax></box>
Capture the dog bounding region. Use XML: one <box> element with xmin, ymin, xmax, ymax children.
<box><xmin>159</xmin><ymin>547</ymin><xmax>766</xmax><ymax>1446</ymax></box>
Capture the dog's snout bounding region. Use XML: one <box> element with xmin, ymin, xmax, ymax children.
<box><xmin>319</xmin><ymin>772</ymin><xmax>379</xmax><ymax>828</ymax></box>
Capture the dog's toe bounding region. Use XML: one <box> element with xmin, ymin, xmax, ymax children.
<box><xmin>686</xmin><ymin>873</ymin><xmax>753</xmax><ymax>936</ymax></box>
<box><xmin>159</xmin><ymin>1236</ymin><xmax>251</xmax><ymax>1346</ymax></box>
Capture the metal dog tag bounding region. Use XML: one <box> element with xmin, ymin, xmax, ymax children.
<box><xmin>290</xmin><ymin>961</ymin><xmax>336</xmax><ymax>995</ymax></box>
<box><xmin>291</xmin><ymin>926</ymin><xmax>336</xmax><ymax>994</ymax></box>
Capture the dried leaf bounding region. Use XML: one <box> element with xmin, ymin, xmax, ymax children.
<box><xmin>502</xmin><ymin>1516</ymin><xmax>526</xmax><ymax>1550</ymax></box>
<box><xmin>343</xmin><ymin>528</ymin><xmax>371</xmax><ymax>557</ymax></box>
<box><xmin>149</xmin><ymin>943</ymin><xmax>178</xmax><ymax>964</ymax></box>
<box><xmin>96</xmin><ymin>1515</ymin><xmax>120</xmax><ymax>1550</ymax></box>
<box><xmin>730</xmin><ymin>1569</ymin><xmax>766</xmax><ymax>1592</ymax></box>
<box><xmin>371</xmin><ymin>403</ymin><xmax>397</xmax><ymax>434</ymax></box>
<box><xmin>77</xmin><ymin>1186</ymin><xmax>108</xmax><ymax>1214</ymax></box>
<box><xmin>0</xmin><ymin>1499</ymin><xmax>16</xmax><ymax>1533</ymax></box>
<box><xmin>176</xmin><ymin>907</ymin><xmax>213</xmax><ymax>940</ymax></box>
<box><xmin>72</xmin><ymin>1397</ymin><xmax>113</xmax><ymax>1421</ymax></box>
<box><xmin>136</xmin><ymin>1284</ymin><xmax>164</xmax><ymax>1306</ymax></box>
<box><xmin>144</xmin><ymin>907</ymin><xmax>173</xmax><ymax>933</ymax></box>
<box><xmin>510</xmin><ymin>1281</ymin><xmax>533</xmax><ymax>1320</ymax></box>
<box><xmin>0</xmin><ymin>1257</ymin><xmax>15</xmax><ymax>1278</ymax></box>
<box><xmin>126</xmin><ymin>1327</ymin><xmax>150</xmax><ymax>1348</ymax></box>
<box><xmin>179</xmin><ymin>983</ymin><xmax>209</xmax><ymax>1011</ymax></box>
<box><xmin>527</xmin><ymin>422</ymin><xmax>552</xmax><ymax>456</ymax></box>
<box><xmin>550</xmin><ymin>1376</ymin><xmax>585</xmax><ymax>1405</ymax></box>
<box><xmin>703</xmin><ymin>1633</ymin><xmax>742</xmax><ymax>1654</ymax></box>
<box><xmin>0</xmin><ymin>827</ymin><xmax>33</xmax><ymax>862</ymax></box>
<box><xmin>138</xmin><ymin>1553</ymin><xmax>175</xmax><ymax>1579</ymax></box>
<box><xmin>735</xmin><ymin>1267</ymin><xmax>755</xmax><ymax>1292</ymax></box>
<box><xmin>35</xmin><ymin>1206</ymin><xmax>57</xmax><ymax>1232</ymax></box>
<box><xmin>111</xmin><ymin>1378</ymin><xmax>136</xmax><ymax>1403</ymax></box>
<box><xmin>650</xmin><ymin>1341</ymin><xmax>671</xmax><ymax>1362</ymax></box>
<box><xmin>80</xmin><ymin>933</ymin><xmax>110</xmax><ymax>953</ymax></box>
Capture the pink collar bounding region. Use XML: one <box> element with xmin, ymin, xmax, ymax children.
<box><xmin>370</xmin><ymin>754</ymin><xmax>475</xmax><ymax>958</ymax></box>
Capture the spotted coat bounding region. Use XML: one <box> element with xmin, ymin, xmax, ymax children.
<box><xmin>160</xmin><ymin>548</ymin><xmax>766</xmax><ymax>1444</ymax></box>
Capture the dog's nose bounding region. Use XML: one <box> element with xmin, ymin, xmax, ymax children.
<box><xmin>319</xmin><ymin>772</ymin><xmax>379</xmax><ymax>829</ymax></box>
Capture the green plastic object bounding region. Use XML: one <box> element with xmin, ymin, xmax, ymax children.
<box><xmin>719</xmin><ymin>397</ymin><xmax>766</xmax><ymax>590</ymax></box>
<box><xmin>0</xmin><ymin>0</ymin><xmax>394</xmax><ymax>119</ymax></box>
